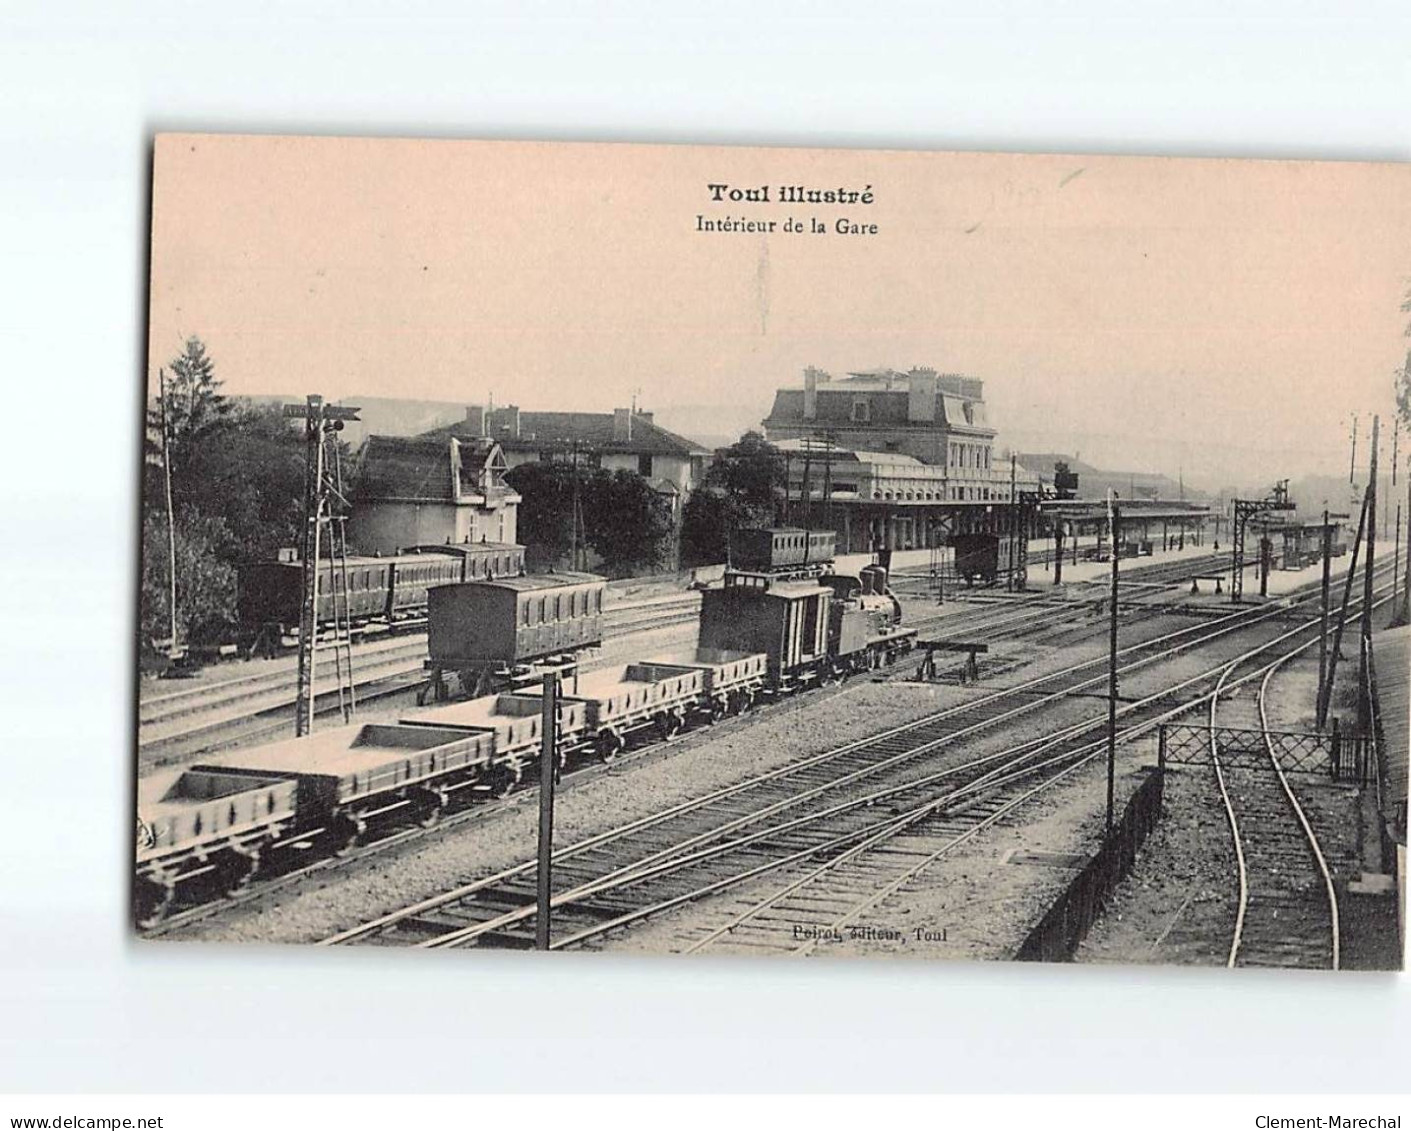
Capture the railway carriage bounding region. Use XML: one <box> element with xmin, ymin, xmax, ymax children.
<box><xmin>235</xmin><ymin>542</ymin><xmax>526</xmax><ymax>641</ymax></box>
<box><xmin>423</xmin><ymin>572</ymin><xmax>607</xmax><ymax>699</ymax></box>
<box><xmin>729</xmin><ymin>527</ymin><xmax>836</xmax><ymax>574</ymax></box>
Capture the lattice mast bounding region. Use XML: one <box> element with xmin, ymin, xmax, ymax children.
<box><xmin>286</xmin><ymin>395</ymin><xmax>361</xmax><ymax>738</ymax></box>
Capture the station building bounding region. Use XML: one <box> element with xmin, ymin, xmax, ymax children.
<box><xmin>347</xmin><ymin>434</ymin><xmax>521</xmax><ymax>555</ymax></box>
<box><xmin>762</xmin><ymin>366</ymin><xmax>1043</xmax><ymax>553</ymax></box>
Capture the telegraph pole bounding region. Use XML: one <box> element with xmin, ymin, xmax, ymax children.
<box><xmin>1357</xmin><ymin>416</ymin><xmax>1379</xmax><ymax>730</ymax></box>
<box><xmin>535</xmin><ymin>670</ymin><xmax>560</xmax><ymax>950</ymax></box>
<box><xmin>156</xmin><ymin>368</ymin><xmax>179</xmax><ymax>656</ymax></box>
<box><xmin>1106</xmin><ymin>493</ymin><xmax>1120</xmax><ymax>842</ymax></box>
<box><xmin>1318</xmin><ymin>508</ymin><xmax>1331</xmax><ymax>713</ymax></box>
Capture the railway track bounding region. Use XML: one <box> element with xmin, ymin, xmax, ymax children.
<box><xmin>678</xmin><ymin>587</ymin><xmax>1388</xmax><ymax>958</ymax></box>
<box><xmin>320</xmin><ymin>579</ymin><xmax>1344</xmax><ymax>951</ymax></box>
<box><xmin>136</xmin><ymin>593</ymin><xmax>705</xmax><ymax>764</ymax></box>
<box><xmin>1203</xmin><ymin>607</ymin><xmax>1368</xmax><ymax>970</ymax></box>
<box><xmin>141</xmin><ymin>570</ymin><xmax>1189</xmax><ymax>936</ymax></box>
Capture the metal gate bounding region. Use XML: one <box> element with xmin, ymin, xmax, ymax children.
<box><xmin>1159</xmin><ymin>722</ymin><xmax>1368</xmax><ymax>783</ymax></box>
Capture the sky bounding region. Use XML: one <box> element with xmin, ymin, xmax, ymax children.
<box><xmin>147</xmin><ymin>134</ymin><xmax>1411</xmax><ymax>492</ymax></box>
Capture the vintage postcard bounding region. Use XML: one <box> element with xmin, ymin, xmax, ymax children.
<box><xmin>136</xmin><ymin>133</ymin><xmax>1408</xmax><ymax>969</ymax></box>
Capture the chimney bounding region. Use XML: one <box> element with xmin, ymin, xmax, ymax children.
<box><xmin>492</xmin><ymin>404</ymin><xmax>521</xmax><ymax>439</ymax></box>
<box><xmin>907</xmin><ymin>367</ymin><xmax>938</xmax><ymax>423</ymax></box>
<box><xmin>636</xmin><ymin>410</ymin><xmax>654</xmax><ymax>425</ymax></box>
<box><xmin>803</xmin><ymin>366</ymin><xmax>823</xmax><ymax>421</ymax></box>
<box><xmin>613</xmin><ymin>407</ymin><xmax>633</xmax><ymax>442</ymax></box>
<box><xmin>465</xmin><ymin>405</ymin><xmax>488</xmax><ymax>437</ymax></box>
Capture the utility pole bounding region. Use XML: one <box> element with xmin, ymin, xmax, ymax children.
<box><xmin>1319</xmin><ymin>490</ymin><xmax>1369</xmax><ymax>727</ymax></box>
<box><xmin>156</xmin><ymin>368</ymin><xmax>179</xmax><ymax>657</ymax></box>
<box><xmin>1318</xmin><ymin>508</ymin><xmax>1331</xmax><ymax>714</ymax></box>
<box><xmin>1106</xmin><ymin>492</ymin><xmax>1120</xmax><ymax>843</ymax></box>
<box><xmin>1008</xmin><ymin>454</ymin><xmax>1018</xmax><ymax>592</ymax></box>
<box><xmin>1357</xmin><ymin>415</ymin><xmax>1379</xmax><ymax>730</ymax></box>
<box><xmin>535</xmin><ymin>669</ymin><xmax>560</xmax><ymax>951</ymax></box>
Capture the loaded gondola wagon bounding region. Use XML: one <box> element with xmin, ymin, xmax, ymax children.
<box><xmin>558</xmin><ymin>661</ymin><xmax>711</xmax><ymax>761</ymax></box>
<box><xmin>630</xmin><ymin>648</ymin><xmax>769</xmax><ymax>720</ymax></box>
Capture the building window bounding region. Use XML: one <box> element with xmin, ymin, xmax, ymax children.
<box><xmin>851</xmin><ymin>398</ymin><xmax>871</xmax><ymax>423</ymax></box>
<box><xmin>638</xmin><ymin>453</ymin><xmax>653</xmax><ymax>477</ymax></box>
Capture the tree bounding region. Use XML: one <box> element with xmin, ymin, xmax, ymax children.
<box><xmin>584</xmin><ymin>469</ymin><xmax>674</xmax><ymax>576</ymax></box>
<box><xmin>504</xmin><ymin>461</ymin><xmax>581</xmax><ymax>568</ymax></box>
<box><xmin>147</xmin><ymin>337</ymin><xmax>234</xmax><ymax>483</ymax></box>
<box><xmin>679</xmin><ymin>432</ymin><xmax>786</xmax><ymax>565</ymax></box>
<box><xmin>506</xmin><ymin>461</ymin><xmax>674</xmax><ymax>577</ymax></box>
<box><xmin>139</xmin><ymin>506</ymin><xmax>238</xmax><ymax>646</ymax></box>
<box><xmin>702</xmin><ymin>431</ymin><xmax>786</xmax><ymax>511</ymax></box>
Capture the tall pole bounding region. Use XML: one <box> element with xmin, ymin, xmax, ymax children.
<box><xmin>1106</xmin><ymin>494</ymin><xmax>1120</xmax><ymax>842</ymax></box>
<box><xmin>536</xmin><ymin>670</ymin><xmax>560</xmax><ymax>951</ymax></box>
<box><xmin>1318</xmin><ymin>508</ymin><xmax>1331</xmax><ymax>713</ymax></box>
<box><xmin>1320</xmin><ymin>490</ymin><xmax>1368</xmax><ymax>727</ymax></box>
<box><xmin>157</xmin><ymin>368</ymin><xmax>179</xmax><ymax>655</ymax></box>
<box><xmin>1358</xmin><ymin>416</ymin><xmax>1379</xmax><ymax>724</ymax></box>
<box><xmin>295</xmin><ymin>396</ymin><xmax>326</xmax><ymax>738</ymax></box>
<box><xmin>1350</xmin><ymin>414</ymin><xmax>1359</xmax><ymax>486</ymax></box>
<box><xmin>1009</xmin><ymin>454</ymin><xmax>1018</xmax><ymax>592</ymax></box>
<box><xmin>1402</xmin><ymin>472</ymin><xmax>1411</xmax><ymax>625</ymax></box>
<box><xmin>1363</xmin><ymin>417</ymin><xmax>1379</xmax><ymax>642</ymax></box>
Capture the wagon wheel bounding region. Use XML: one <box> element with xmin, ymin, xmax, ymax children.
<box><xmin>413</xmin><ymin>791</ymin><xmax>446</xmax><ymax>829</ymax></box>
<box><xmin>329</xmin><ymin>812</ymin><xmax>366</xmax><ymax>856</ymax></box>
<box><xmin>655</xmin><ymin>711</ymin><xmax>682</xmax><ymax>740</ymax></box>
<box><xmin>214</xmin><ymin>848</ymin><xmax>261</xmax><ymax>896</ymax></box>
<box><xmin>707</xmin><ymin>697</ymin><xmax>728</xmax><ymax>724</ymax></box>
<box><xmin>134</xmin><ymin>875</ymin><xmax>175</xmax><ymax>931</ymax></box>
<box><xmin>596</xmin><ymin>730</ymin><xmax>624</xmax><ymax>765</ymax></box>
<box><xmin>485</xmin><ymin>764</ymin><xmax>519</xmax><ymax>800</ymax></box>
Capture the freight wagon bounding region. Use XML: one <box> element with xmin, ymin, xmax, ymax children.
<box><xmin>422</xmin><ymin>572</ymin><xmax>607</xmax><ymax>700</ymax></box>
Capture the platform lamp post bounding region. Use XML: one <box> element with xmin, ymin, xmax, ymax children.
<box><xmin>1106</xmin><ymin>491</ymin><xmax>1120</xmax><ymax>843</ymax></box>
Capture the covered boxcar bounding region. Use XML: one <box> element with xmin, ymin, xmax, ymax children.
<box><xmin>425</xmin><ymin>572</ymin><xmax>606</xmax><ymax>698</ymax></box>
<box><xmin>950</xmin><ymin>533</ymin><xmax>1000</xmax><ymax>584</ymax></box>
<box><xmin>699</xmin><ymin>572</ymin><xmax>832</xmax><ymax>689</ymax></box>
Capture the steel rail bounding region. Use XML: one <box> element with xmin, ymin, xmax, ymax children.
<box><xmin>381</xmin><ymin>586</ymin><xmax>1379</xmax><ymax>952</ymax></box>
<box><xmin>1257</xmin><ymin>658</ymin><xmax>1341</xmax><ymax>971</ymax></box>
<box><xmin>321</xmin><ymin>595</ymin><xmax>1308</xmax><ymax>946</ymax></box>
<box><xmin>685</xmin><ymin>593</ymin><xmax>1379</xmax><ymax>957</ymax></box>
<box><xmin>1210</xmin><ymin>591</ymin><xmax>1391</xmax><ymax>969</ymax></box>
